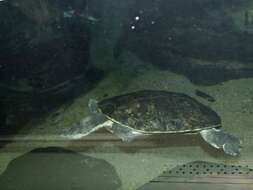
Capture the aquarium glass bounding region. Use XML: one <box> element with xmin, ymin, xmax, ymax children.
<box><xmin>0</xmin><ymin>1</ymin><xmax>253</xmax><ymax>189</ymax></box>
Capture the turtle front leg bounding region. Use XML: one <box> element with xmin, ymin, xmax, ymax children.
<box><xmin>200</xmin><ymin>128</ymin><xmax>242</xmax><ymax>156</ymax></box>
<box><xmin>105</xmin><ymin>123</ymin><xmax>147</xmax><ymax>142</ymax></box>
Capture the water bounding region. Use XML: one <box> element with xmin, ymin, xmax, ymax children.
<box><xmin>1</xmin><ymin>0</ymin><xmax>253</xmax><ymax>189</ymax></box>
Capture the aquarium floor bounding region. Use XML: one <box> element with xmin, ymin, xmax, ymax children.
<box><xmin>1</xmin><ymin>56</ymin><xmax>253</xmax><ymax>190</ymax></box>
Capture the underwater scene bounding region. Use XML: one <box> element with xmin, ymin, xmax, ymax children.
<box><xmin>1</xmin><ymin>0</ymin><xmax>253</xmax><ymax>189</ymax></box>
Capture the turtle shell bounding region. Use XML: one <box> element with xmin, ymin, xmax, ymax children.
<box><xmin>97</xmin><ymin>90</ymin><xmax>221</xmax><ymax>133</ymax></box>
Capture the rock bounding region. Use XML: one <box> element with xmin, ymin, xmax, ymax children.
<box><xmin>115</xmin><ymin>0</ymin><xmax>253</xmax><ymax>85</ymax></box>
<box><xmin>0</xmin><ymin>0</ymin><xmax>103</xmax><ymax>134</ymax></box>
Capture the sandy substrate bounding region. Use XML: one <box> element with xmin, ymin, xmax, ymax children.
<box><xmin>1</xmin><ymin>53</ymin><xmax>253</xmax><ymax>190</ymax></box>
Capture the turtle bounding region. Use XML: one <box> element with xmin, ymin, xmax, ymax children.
<box><xmin>62</xmin><ymin>90</ymin><xmax>241</xmax><ymax>156</ymax></box>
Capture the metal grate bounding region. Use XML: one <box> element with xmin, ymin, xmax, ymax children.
<box><xmin>137</xmin><ymin>161</ymin><xmax>253</xmax><ymax>189</ymax></box>
<box><xmin>163</xmin><ymin>161</ymin><xmax>253</xmax><ymax>177</ymax></box>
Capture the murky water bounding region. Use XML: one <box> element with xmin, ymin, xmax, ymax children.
<box><xmin>1</xmin><ymin>1</ymin><xmax>253</xmax><ymax>189</ymax></box>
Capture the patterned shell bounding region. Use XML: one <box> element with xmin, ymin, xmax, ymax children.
<box><xmin>98</xmin><ymin>90</ymin><xmax>221</xmax><ymax>133</ymax></box>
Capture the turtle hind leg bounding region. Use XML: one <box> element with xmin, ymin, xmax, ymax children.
<box><xmin>200</xmin><ymin>128</ymin><xmax>242</xmax><ymax>156</ymax></box>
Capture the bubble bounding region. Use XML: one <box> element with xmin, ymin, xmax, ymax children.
<box><xmin>135</xmin><ymin>16</ymin><xmax>140</xmax><ymax>21</ymax></box>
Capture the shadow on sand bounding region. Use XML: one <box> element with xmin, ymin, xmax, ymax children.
<box><xmin>0</xmin><ymin>147</ymin><xmax>121</xmax><ymax>190</ymax></box>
